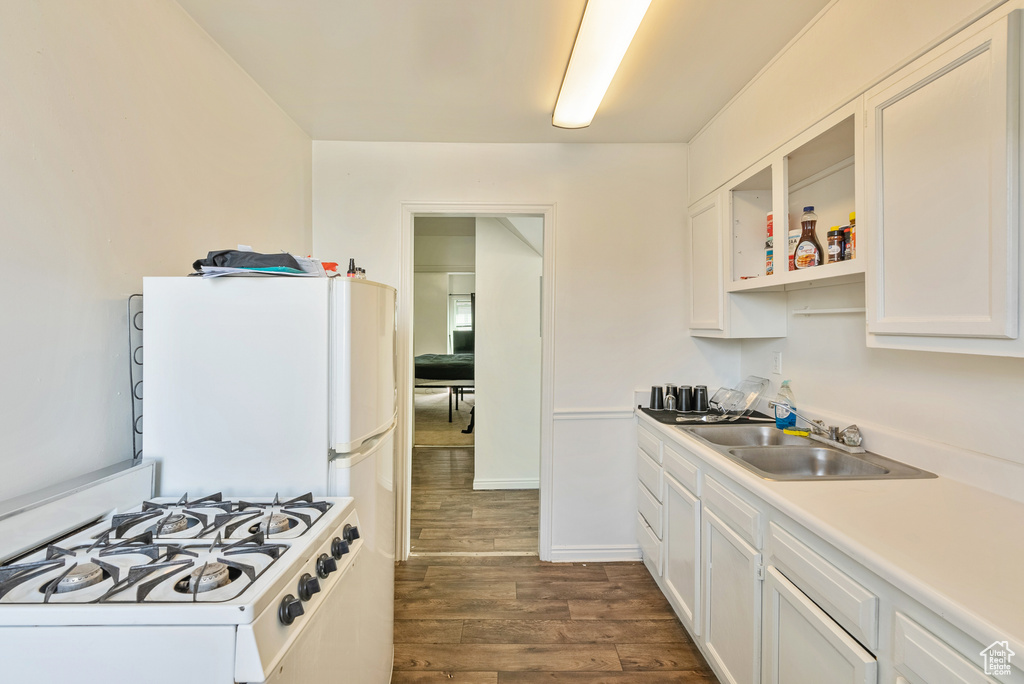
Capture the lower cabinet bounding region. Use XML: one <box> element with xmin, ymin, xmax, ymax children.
<box><xmin>663</xmin><ymin>473</ymin><xmax>701</xmax><ymax>635</ymax></box>
<box><xmin>893</xmin><ymin>613</ymin><xmax>1000</xmax><ymax>684</ymax></box>
<box><xmin>703</xmin><ymin>508</ymin><xmax>762</xmax><ymax>684</ymax></box>
<box><xmin>762</xmin><ymin>566</ymin><xmax>878</xmax><ymax>684</ymax></box>
<box><xmin>635</xmin><ymin>421</ymin><xmax>1014</xmax><ymax>684</ymax></box>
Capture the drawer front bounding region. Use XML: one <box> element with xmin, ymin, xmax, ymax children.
<box><xmin>637</xmin><ymin>424</ymin><xmax>662</xmax><ymax>464</ymax></box>
<box><xmin>894</xmin><ymin>613</ymin><xmax>997</xmax><ymax>684</ymax></box>
<box><xmin>637</xmin><ymin>483</ymin><xmax>663</xmax><ymax>539</ymax></box>
<box><xmin>637</xmin><ymin>512</ymin><xmax>663</xmax><ymax>576</ymax></box>
<box><xmin>637</xmin><ymin>449</ymin><xmax>663</xmax><ymax>502</ymax></box>
<box><xmin>768</xmin><ymin>523</ymin><xmax>879</xmax><ymax>650</ymax></box>
<box><xmin>762</xmin><ymin>567</ymin><xmax>877</xmax><ymax>684</ymax></box>
<box><xmin>702</xmin><ymin>475</ymin><xmax>761</xmax><ymax>547</ymax></box>
<box><xmin>663</xmin><ymin>441</ymin><xmax>699</xmax><ymax>495</ymax></box>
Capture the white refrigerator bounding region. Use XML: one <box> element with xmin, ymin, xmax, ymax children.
<box><xmin>143</xmin><ymin>275</ymin><xmax>396</xmax><ymax>683</ymax></box>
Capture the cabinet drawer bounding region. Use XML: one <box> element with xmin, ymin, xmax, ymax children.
<box><xmin>637</xmin><ymin>449</ymin><xmax>663</xmax><ymax>502</ymax></box>
<box><xmin>664</xmin><ymin>441</ymin><xmax>699</xmax><ymax>495</ymax></box>
<box><xmin>894</xmin><ymin>613</ymin><xmax>997</xmax><ymax>683</ymax></box>
<box><xmin>637</xmin><ymin>483</ymin><xmax>663</xmax><ymax>539</ymax></box>
<box><xmin>637</xmin><ymin>512</ymin><xmax>663</xmax><ymax>576</ymax></box>
<box><xmin>703</xmin><ymin>475</ymin><xmax>761</xmax><ymax>547</ymax></box>
<box><xmin>768</xmin><ymin>523</ymin><xmax>879</xmax><ymax>650</ymax></box>
<box><xmin>638</xmin><ymin>425</ymin><xmax>662</xmax><ymax>464</ymax></box>
<box><xmin>762</xmin><ymin>567</ymin><xmax>877</xmax><ymax>684</ymax></box>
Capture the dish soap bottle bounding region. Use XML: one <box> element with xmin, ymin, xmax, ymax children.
<box><xmin>774</xmin><ymin>380</ymin><xmax>797</xmax><ymax>430</ymax></box>
<box><xmin>793</xmin><ymin>206</ymin><xmax>823</xmax><ymax>269</ymax></box>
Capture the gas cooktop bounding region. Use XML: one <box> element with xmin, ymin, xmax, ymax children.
<box><xmin>0</xmin><ymin>492</ymin><xmax>343</xmax><ymax>605</ymax></box>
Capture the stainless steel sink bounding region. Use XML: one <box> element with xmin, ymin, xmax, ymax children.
<box><xmin>727</xmin><ymin>446</ymin><xmax>891</xmax><ymax>479</ymax></box>
<box><xmin>684</xmin><ymin>425</ymin><xmax>810</xmax><ymax>447</ymax></box>
<box><xmin>680</xmin><ymin>426</ymin><xmax>936</xmax><ymax>481</ymax></box>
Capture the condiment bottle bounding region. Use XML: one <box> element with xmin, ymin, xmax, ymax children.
<box><xmin>788</xmin><ymin>227</ymin><xmax>800</xmax><ymax>271</ymax></box>
<box><xmin>793</xmin><ymin>206</ymin><xmax>823</xmax><ymax>269</ymax></box>
<box><xmin>848</xmin><ymin>211</ymin><xmax>856</xmax><ymax>259</ymax></box>
<box><xmin>843</xmin><ymin>225</ymin><xmax>853</xmax><ymax>261</ymax></box>
<box><xmin>347</xmin><ymin>258</ymin><xmax>357</xmax><ymax>277</ymax></box>
<box><xmin>827</xmin><ymin>226</ymin><xmax>844</xmax><ymax>263</ymax></box>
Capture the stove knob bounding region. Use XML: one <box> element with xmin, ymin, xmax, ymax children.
<box><xmin>279</xmin><ymin>594</ymin><xmax>304</xmax><ymax>625</ymax></box>
<box><xmin>297</xmin><ymin>572</ymin><xmax>321</xmax><ymax>601</ymax></box>
<box><xmin>331</xmin><ymin>537</ymin><xmax>350</xmax><ymax>560</ymax></box>
<box><xmin>317</xmin><ymin>553</ymin><xmax>338</xmax><ymax>579</ymax></box>
<box><xmin>343</xmin><ymin>524</ymin><xmax>360</xmax><ymax>543</ymax></box>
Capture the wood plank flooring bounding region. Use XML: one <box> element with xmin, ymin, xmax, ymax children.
<box><xmin>410</xmin><ymin>447</ymin><xmax>538</xmax><ymax>554</ymax></box>
<box><xmin>396</xmin><ymin>446</ymin><xmax>717</xmax><ymax>682</ymax></box>
<box><xmin>392</xmin><ymin>556</ymin><xmax>717</xmax><ymax>682</ymax></box>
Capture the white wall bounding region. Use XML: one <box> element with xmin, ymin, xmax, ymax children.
<box><xmin>414</xmin><ymin>235</ymin><xmax>475</xmax><ymax>272</ymax></box>
<box><xmin>741</xmin><ymin>285</ymin><xmax>1024</xmax><ymax>491</ymax></box>
<box><xmin>449</xmin><ymin>274</ymin><xmax>476</xmax><ymax>295</ymax></box>
<box><xmin>413</xmin><ymin>233</ymin><xmax>475</xmax><ymax>355</ymax></box>
<box><xmin>313</xmin><ymin>142</ymin><xmax>740</xmax><ymax>558</ymax></box>
<box><xmin>506</xmin><ymin>216</ymin><xmax>544</xmax><ymax>254</ymax></box>
<box><xmin>474</xmin><ymin>218</ymin><xmax>542</xmax><ymax>489</ymax></box>
<box><xmin>412</xmin><ymin>273</ymin><xmax>448</xmax><ymax>356</ymax></box>
<box><xmin>689</xmin><ymin>0</ymin><xmax>1024</xmax><ymax>499</ymax></box>
<box><xmin>0</xmin><ymin>0</ymin><xmax>312</xmax><ymax>502</ymax></box>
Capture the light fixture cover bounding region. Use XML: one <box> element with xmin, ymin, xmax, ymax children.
<box><xmin>552</xmin><ymin>0</ymin><xmax>652</xmax><ymax>129</ymax></box>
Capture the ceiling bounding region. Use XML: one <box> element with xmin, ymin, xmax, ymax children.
<box><xmin>175</xmin><ymin>0</ymin><xmax>831</xmax><ymax>143</ymax></box>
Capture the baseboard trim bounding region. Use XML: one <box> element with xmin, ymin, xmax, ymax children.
<box><xmin>473</xmin><ymin>478</ymin><xmax>540</xmax><ymax>490</ymax></box>
<box><xmin>548</xmin><ymin>544</ymin><xmax>642</xmax><ymax>563</ymax></box>
<box><xmin>552</xmin><ymin>408</ymin><xmax>635</xmax><ymax>421</ymax></box>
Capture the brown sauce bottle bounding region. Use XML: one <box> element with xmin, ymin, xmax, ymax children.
<box><xmin>793</xmin><ymin>206</ymin><xmax>823</xmax><ymax>269</ymax></box>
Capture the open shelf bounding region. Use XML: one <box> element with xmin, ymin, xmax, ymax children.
<box><xmin>727</xmin><ymin>257</ymin><xmax>864</xmax><ymax>292</ymax></box>
<box><xmin>726</xmin><ymin>107</ymin><xmax>860</xmax><ymax>294</ymax></box>
<box><xmin>729</xmin><ymin>165</ymin><xmax>773</xmax><ymax>283</ymax></box>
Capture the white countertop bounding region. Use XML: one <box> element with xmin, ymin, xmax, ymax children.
<box><xmin>637</xmin><ymin>410</ymin><xmax>1024</xmax><ymax>651</ymax></box>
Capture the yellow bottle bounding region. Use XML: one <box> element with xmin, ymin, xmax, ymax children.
<box><xmin>849</xmin><ymin>211</ymin><xmax>856</xmax><ymax>259</ymax></box>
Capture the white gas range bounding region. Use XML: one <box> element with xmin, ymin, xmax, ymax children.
<box><xmin>0</xmin><ymin>462</ymin><xmax>371</xmax><ymax>684</ymax></box>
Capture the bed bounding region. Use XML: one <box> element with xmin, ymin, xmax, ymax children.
<box><xmin>414</xmin><ymin>353</ymin><xmax>474</xmax><ymax>381</ymax></box>
<box><xmin>414</xmin><ymin>331</ymin><xmax>474</xmax><ymax>423</ymax></box>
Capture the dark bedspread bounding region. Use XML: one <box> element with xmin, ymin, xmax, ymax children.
<box><xmin>414</xmin><ymin>353</ymin><xmax>475</xmax><ymax>381</ymax></box>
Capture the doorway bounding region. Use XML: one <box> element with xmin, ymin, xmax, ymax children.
<box><xmin>412</xmin><ymin>217</ymin><xmax>477</xmax><ymax>448</ymax></box>
<box><xmin>398</xmin><ymin>204</ymin><xmax>555</xmax><ymax>560</ymax></box>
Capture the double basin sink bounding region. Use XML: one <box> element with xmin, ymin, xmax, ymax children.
<box><xmin>680</xmin><ymin>425</ymin><xmax>935</xmax><ymax>481</ymax></box>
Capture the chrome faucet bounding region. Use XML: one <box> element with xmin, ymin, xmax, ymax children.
<box><xmin>767</xmin><ymin>401</ymin><xmax>863</xmax><ymax>449</ymax></box>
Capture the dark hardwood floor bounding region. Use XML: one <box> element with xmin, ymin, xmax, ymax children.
<box><xmin>395</xmin><ymin>447</ymin><xmax>717</xmax><ymax>682</ymax></box>
<box><xmin>410</xmin><ymin>447</ymin><xmax>538</xmax><ymax>554</ymax></box>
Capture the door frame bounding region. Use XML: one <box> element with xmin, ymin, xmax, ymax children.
<box><xmin>397</xmin><ymin>202</ymin><xmax>556</xmax><ymax>561</ymax></box>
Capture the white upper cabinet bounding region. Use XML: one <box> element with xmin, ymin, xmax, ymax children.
<box><xmin>687</xmin><ymin>187</ymin><xmax>788</xmax><ymax>339</ymax></box>
<box><xmin>865</xmin><ymin>11</ymin><xmax>1023</xmax><ymax>354</ymax></box>
<box><xmin>686</xmin><ymin>99</ymin><xmax>864</xmax><ymax>339</ymax></box>
<box><xmin>688</xmin><ymin>194</ymin><xmax>725</xmax><ymax>332</ymax></box>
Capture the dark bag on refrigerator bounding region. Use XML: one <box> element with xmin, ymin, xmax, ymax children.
<box><xmin>193</xmin><ymin>250</ymin><xmax>302</xmax><ymax>272</ymax></box>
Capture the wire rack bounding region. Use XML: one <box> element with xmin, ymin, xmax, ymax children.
<box><xmin>127</xmin><ymin>294</ymin><xmax>143</xmax><ymax>463</ymax></box>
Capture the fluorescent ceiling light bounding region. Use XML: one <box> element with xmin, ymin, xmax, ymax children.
<box><xmin>552</xmin><ymin>0</ymin><xmax>652</xmax><ymax>129</ymax></box>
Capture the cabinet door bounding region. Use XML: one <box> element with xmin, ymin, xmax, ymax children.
<box><xmin>704</xmin><ymin>508</ymin><xmax>762</xmax><ymax>684</ymax></box>
<box><xmin>664</xmin><ymin>473</ymin><xmax>701</xmax><ymax>635</ymax></box>
<box><xmin>762</xmin><ymin>567</ymin><xmax>877</xmax><ymax>684</ymax></box>
<box><xmin>865</xmin><ymin>12</ymin><xmax>1020</xmax><ymax>339</ymax></box>
<box><xmin>689</xmin><ymin>194</ymin><xmax>725</xmax><ymax>331</ymax></box>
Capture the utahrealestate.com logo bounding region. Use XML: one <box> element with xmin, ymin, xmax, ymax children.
<box><xmin>981</xmin><ymin>641</ymin><xmax>1015</xmax><ymax>677</ymax></box>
